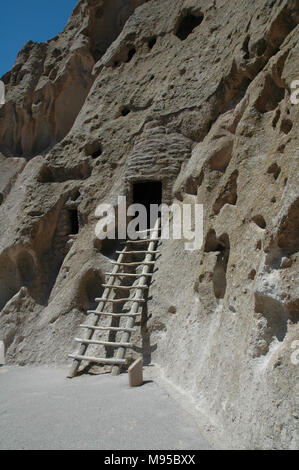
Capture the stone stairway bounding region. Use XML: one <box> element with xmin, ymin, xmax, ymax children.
<box><xmin>67</xmin><ymin>217</ymin><xmax>161</xmax><ymax>378</ymax></box>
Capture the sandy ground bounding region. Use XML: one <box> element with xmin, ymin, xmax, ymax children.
<box><xmin>0</xmin><ymin>365</ymin><xmax>211</xmax><ymax>450</ymax></box>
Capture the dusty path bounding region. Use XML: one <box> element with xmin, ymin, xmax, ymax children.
<box><xmin>0</xmin><ymin>366</ymin><xmax>211</xmax><ymax>450</ymax></box>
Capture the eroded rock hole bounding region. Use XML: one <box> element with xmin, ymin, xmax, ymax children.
<box><xmin>255</xmin><ymin>76</ymin><xmax>285</xmax><ymax>113</ymax></box>
<box><xmin>121</xmin><ymin>107</ymin><xmax>131</xmax><ymax>117</ymax></box>
<box><xmin>71</xmin><ymin>190</ymin><xmax>80</xmax><ymax>202</ymax></box>
<box><xmin>280</xmin><ymin>119</ymin><xmax>293</xmax><ymax>134</ymax></box>
<box><xmin>212</xmin><ymin>170</ymin><xmax>238</xmax><ymax>215</ymax></box>
<box><xmin>252</xmin><ymin>38</ymin><xmax>267</xmax><ymax>57</ymax></box>
<box><xmin>267</xmin><ymin>163</ymin><xmax>281</xmax><ymax>180</ymax></box>
<box><xmin>85</xmin><ymin>141</ymin><xmax>103</xmax><ymax>159</ymax></box>
<box><xmin>88</xmin><ymin>1</ymin><xmax>138</xmax><ymax>62</ymax></box>
<box><xmin>183</xmin><ymin>172</ymin><xmax>204</xmax><ymax>197</ymax></box>
<box><xmin>38</xmin><ymin>161</ymin><xmax>91</xmax><ymax>183</ymax></box>
<box><xmin>255</xmin><ymin>293</ymin><xmax>288</xmax><ymax>345</ymax></box>
<box><xmin>213</xmin><ymin>252</ymin><xmax>229</xmax><ymax>299</ymax></box>
<box><xmin>78</xmin><ymin>270</ymin><xmax>103</xmax><ymax>312</ymax></box>
<box><xmin>208</xmin><ymin>141</ymin><xmax>233</xmax><ymax>172</ymax></box>
<box><xmin>204</xmin><ymin>229</ymin><xmax>225</xmax><ymax>252</ymax></box>
<box><xmin>175</xmin><ymin>13</ymin><xmax>204</xmax><ymax>40</ymax></box>
<box><xmin>252</xmin><ymin>215</ymin><xmax>267</xmax><ymax>229</ymax></box>
<box><xmin>204</xmin><ymin>231</ymin><xmax>230</xmax><ymax>299</ymax></box>
<box><xmin>126</xmin><ymin>47</ymin><xmax>136</xmax><ymax>62</ymax></box>
<box><xmin>242</xmin><ymin>35</ymin><xmax>250</xmax><ymax>60</ymax></box>
<box><xmin>277</xmin><ymin>197</ymin><xmax>299</xmax><ymax>256</ymax></box>
<box><xmin>16</xmin><ymin>252</ymin><xmax>36</xmax><ymax>288</ymax></box>
<box><xmin>248</xmin><ymin>269</ymin><xmax>256</xmax><ymax>280</ymax></box>
<box><xmin>132</xmin><ymin>181</ymin><xmax>162</xmax><ymax>229</ymax></box>
<box><xmin>43</xmin><ymin>206</ymin><xmax>80</xmax><ymax>301</ymax></box>
<box><xmin>53</xmin><ymin>208</ymin><xmax>80</xmax><ymax>258</ymax></box>
<box><xmin>92</xmin><ymin>147</ymin><xmax>102</xmax><ymax>159</ymax></box>
<box><xmin>148</xmin><ymin>37</ymin><xmax>157</xmax><ymax>49</ymax></box>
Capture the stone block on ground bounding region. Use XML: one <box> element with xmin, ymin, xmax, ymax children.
<box><xmin>128</xmin><ymin>358</ymin><xmax>143</xmax><ymax>387</ymax></box>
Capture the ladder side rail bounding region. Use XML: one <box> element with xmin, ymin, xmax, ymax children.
<box><xmin>67</xmin><ymin>246</ymin><xmax>128</xmax><ymax>378</ymax></box>
<box><xmin>111</xmin><ymin>217</ymin><xmax>161</xmax><ymax>376</ymax></box>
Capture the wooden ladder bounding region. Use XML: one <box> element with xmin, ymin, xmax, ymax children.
<box><xmin>67</xmin><ymin>217</ymin><xmax>161</xmax><ymax>378</ymax></box>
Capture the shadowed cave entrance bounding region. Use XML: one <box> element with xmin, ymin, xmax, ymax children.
<box><xmin>132</xmin><ymin>181</ymin><xmax>162</xmax><ymax>229</ymax></box>
<box><xmin>68</xmin><ymin>209</ymin><xmax>79</xmax><ymax>235</ymax></box>
<box><xmin>175</xmin><ymin>13</ymin><xmax>204</xmax><ymax>40</ymax></box>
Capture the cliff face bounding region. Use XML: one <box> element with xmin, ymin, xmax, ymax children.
<box><xmin>0</xmin><ymin>0</ymin><xmax>298</xmax><ymax>449</ymax></box>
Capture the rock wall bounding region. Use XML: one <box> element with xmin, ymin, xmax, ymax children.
<box><xmin>124</xmin><ymin>122</ymin><xmax>192</xmax><ymax>203</ymax></box>
<box><xmin>0</xmin><ymin>0</ymin><xmax>298</xmax><ymax>449</ymax></box>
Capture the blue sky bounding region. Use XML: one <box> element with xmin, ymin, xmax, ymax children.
<box><xmin>0</xmin><ymin>0</ymin><xmax>78</xmax><ymax>77</ymax></box>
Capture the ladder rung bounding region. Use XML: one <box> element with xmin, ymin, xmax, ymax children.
<box><xmin>135</xmin><ymin>228</ymin><xmax>161</xmax><ymax>234</ymax></box>
<box><xmin>80</xmin><ymin>325</ymin><xmax>136</xmax><ymax>333</ymax></box>
<box><xmin>115</xmin><ymin>250</ymin><xmax>160</xmax><ymax>255</ymax></box>
<box><xmin>75</xmin><ymin>338</ymin><xmax>132</xmax><ymax>348</ymax></box>
<box><xmin>125</xmin><ymin>238</ymin><xmax>160</xmax><ymax>243</ymax></box>
<box><xmin>102</xmin><ymin>284</ymin><xmax>149</xmax><ymax>290</ymax></box>
<box><xmin>111</xmin><ymin>261</ymin><xmax>155</xmax><ymax>266</ymax></box>
<box><xmin>68</xmin><ymin>354</ymin><xmax>127</xmax><ymax>365</ymax></box>
<box><xmin>94</xmin><ymin>298</ymin><xmax>145</xmax><ymax>303</ymax></box>
<box><xmin>87</xmin><ymin>311</ymin><xmax>141</xmax><ymax>317</ymax></box>
<box><xmin>106</xmin><ymin>272</ymin><xmax>153</xmax><ymax>277</ymax></box>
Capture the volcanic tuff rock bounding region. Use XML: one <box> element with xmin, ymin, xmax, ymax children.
<box><xmin>0</xmin><ymin>0</ymin><xmax>298</xmax><ymax>449</ymax></box>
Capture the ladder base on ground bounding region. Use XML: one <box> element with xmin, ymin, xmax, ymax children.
<box><xmin>67</xmin><ymin>218</ymin><xmax>160</xmax><ymax>378</ymax></box>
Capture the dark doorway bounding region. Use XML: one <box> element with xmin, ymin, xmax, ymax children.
<box><xmin>69</xmin><ymin>209</ymin><xmax>79</xmax><ymax>234</ymax></box>
<box><xmin>132</xmin><ymin>181</ymin><xmax>162</xmax><ymax>229</ymax></box>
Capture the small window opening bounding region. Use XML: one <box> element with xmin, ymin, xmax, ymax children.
<box><xmin>69</xmin><ymin>209</ymin><xmax>79</xmax><ymax>234</ymax></box>
<box><xmin>175</xmin><ymin>13</ymin><xmax>204</xmax><ymax>41</ymax></box>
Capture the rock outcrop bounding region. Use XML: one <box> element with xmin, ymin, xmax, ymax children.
<box><xmin>0</xmin><ymin>0</ymin><xmax>298</xmax><ymax>449</ymax></box>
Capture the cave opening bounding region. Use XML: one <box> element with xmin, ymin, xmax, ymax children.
<box><xmin>69</xmin><ymin>209</ymin><xmax>79</xmax><ymax>235</ymax></box>
<box><xmin>126</xmin><ymin>47</ymin><xmax>136</xmax><ymax>62</ymax></box>
<box><xmin>132</xmin><ymin>181</ymin><xmax>162</xmax><ymax>229</ymax></box>
<box><xmin>175</xmin><ymin>13</ymin><xmax>204</xmax><ymax>41</ymax></box>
